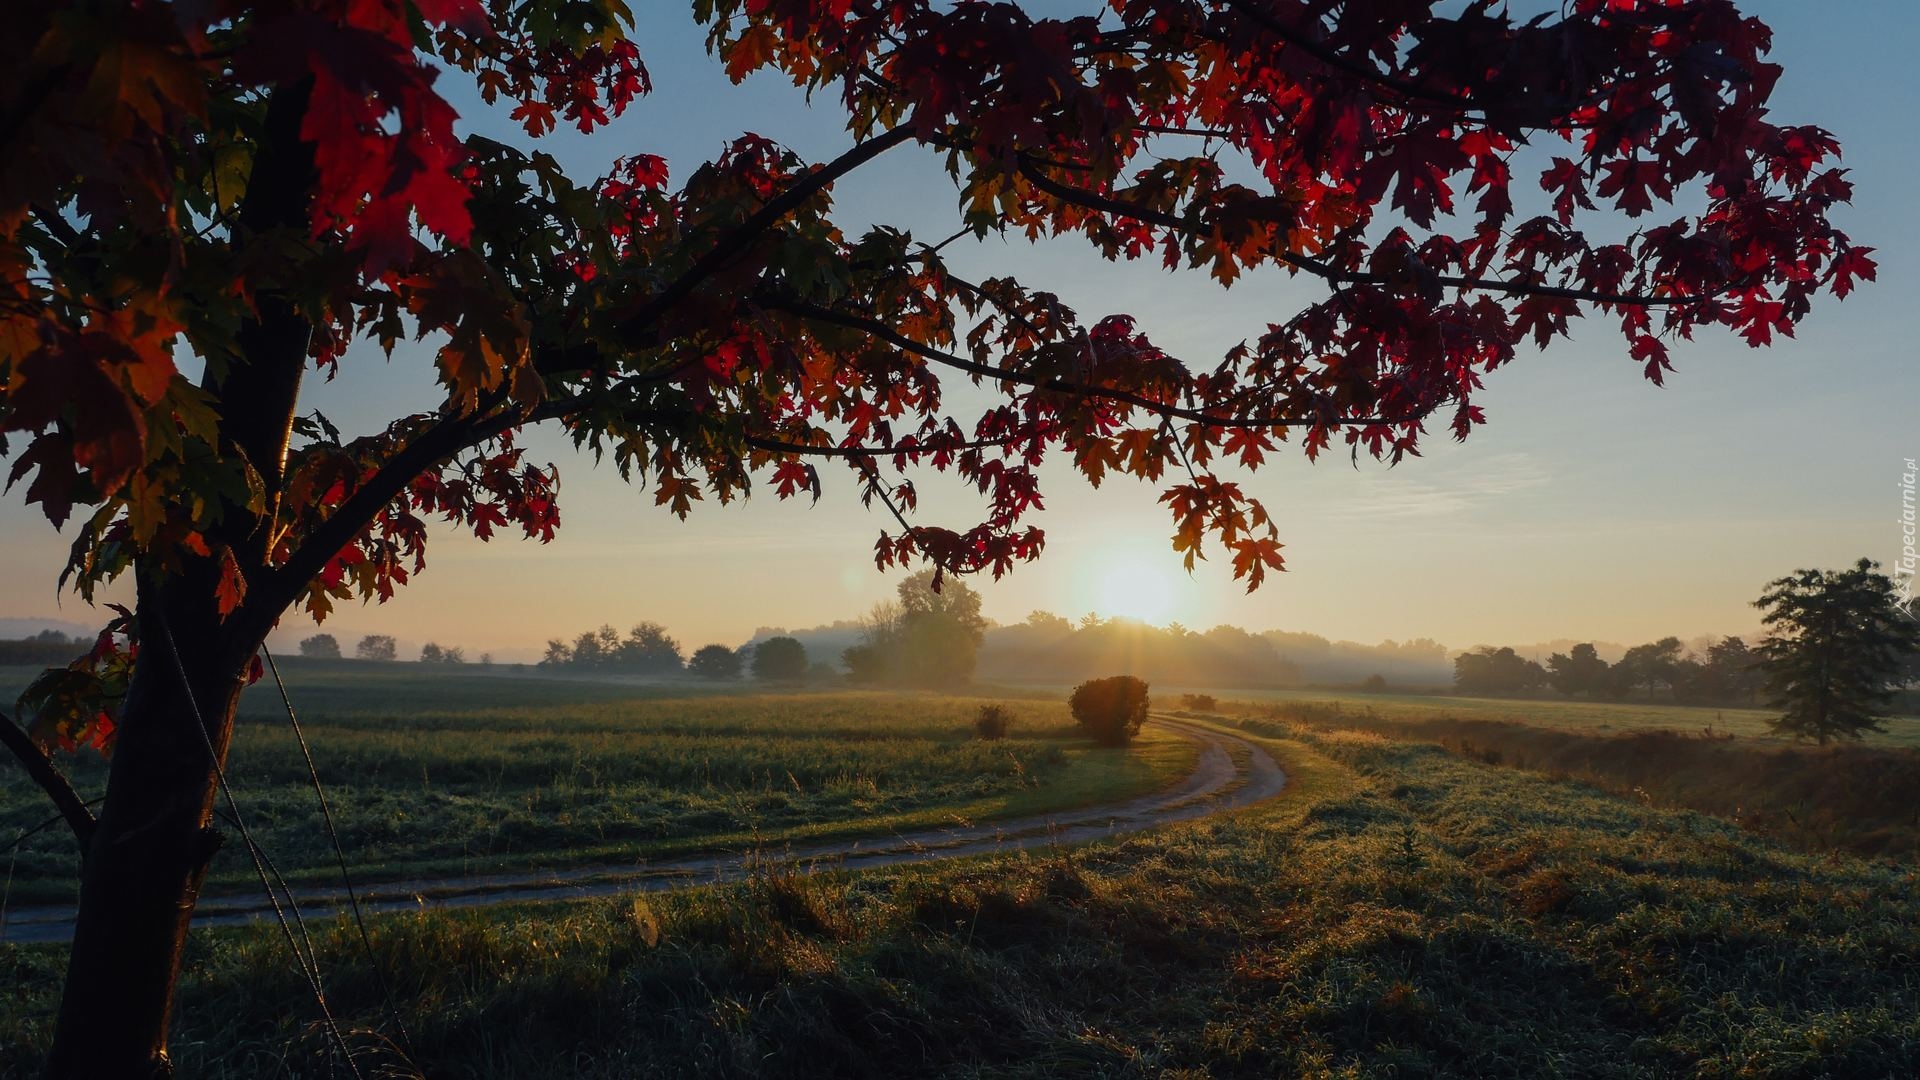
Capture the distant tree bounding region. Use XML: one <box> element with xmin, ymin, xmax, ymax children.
<box><xmin>844</xmin><ymin>574</ymin><xmax>988</xmax><ymax>687</ymax></box>
<box><xmin>1705</xmin><ymin>636</ymin><xmax>1763</xmax><ymax>703</ymax></box>
<box><xmin>595</xmin><ymin>625</ymin><xmax>624</xmax><ymax>665</ymax></box>
<box><xmin>1546</xmin><ymin>643</ymin><xmax>1610</xmax><ymax>697</ymax></box>
<box><xmin>1453</xmin><ymin>647</ymin><xmax>1548</xmax><ymax>695</ymax></box>
<box><xmin>616</xmin><ymin>623</ymin><xmax>683</xmax><ymax>674</ymax></box>
<box><xmin>1597</xmin><ymin>664</ymin><xmax>1637</xmax><ymax>700</ymax></box>
<box><xmin>753</xmin><ymin>637</ymin><xmax>809</xmax><ymax>682</ymax></box>
<box><xmin>540</xmin><ymin>622</ymin><xmax>683</xmax><ymax>672</ymax></box>
<box><xmin>687</xmin><ymin>644</ymin><xmax>742</xmax><ymax>681</ymax></box>
<box><xmin>1615</xmin><ymin>637</ymin><xmax>1687</xmax><ymax>697</ymax></box>
<box><xmin>355</xmin><ymin>635</ymin><xmax>397</xmax><ymax>662</ymax></box>
<box><xmin>897</xmin><ymin>615</ymin><xmax>980</xmax><ymax>687</ymax></box>
<box><xmin>569</xmin><ymin>626</ymin><xmax>612</xmax><ymax>668</ymax></box>
<box><xmin>479</xmin><ymin>653</ymin><xmax>492</xmax><ymax>669</ymax></box>
<box><xmin>1070</xmin><ymin>676</ymin><xmax>1150</xmax><ymax>746</ymax></box>
<box><xmin>894</xmin><ymin>570</ymin><xmax>988</xmax><ymax>686</ymax></box>
<box><xmin>843</xmin><ymin>601</ymin><xmax>905</xmax><ymax>684</ymax></box>
<box><xmin>0</xmin><ymin>635</ymin><xmax>83</xmax><ymax>666</ymax></box>
<box><xmin>898</xmin><ymin>569</ymin><xmax>987</xmax><ymax>632</ymax></box>
<box><xmin>1754</xmin><ymin>560</ymin><xmax>1920</xmax><ymax>744</ymax></box>
<box><xmin>840</xmin><ymin>643</ymin><xmax>885</xmax><ymax>683</ymax></box>
<box><xmin>1668</xmin><ymin>656</ymin><xmax>1710</xmax><ymax>704</ymax></box>
<box><xmin>1024</xmin><ymin>611</ymin><xmax>1073</xmax><ymax>635</ymax></box>
<box><xmin>297</xmin><ymin>634</ymin><xmax>341</xmax><ymax>660</ymax></box>
<box><xmin>806</xmin><ymin>661</ymin><xmax>841</xmax><ymax>685</ymax></box>
<box><xmin>442</xmin><ymin>646</ymin><xmax>466</xmax><ymax>664</ymax></box>
<box><xmin>419</xmin><ymin>642</ymin><xmax>445</xmax><ymax>664</ymax></box>
<box><xmin>1360</xmin><ymin>674</ymin><xmax>1389</xmax><ymax>693</ymax></box>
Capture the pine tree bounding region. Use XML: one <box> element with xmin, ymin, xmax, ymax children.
<box><xmin>1753</xmin><ymin>559</ymin><xmax>1920</xmax><ymax>744</ymax></box>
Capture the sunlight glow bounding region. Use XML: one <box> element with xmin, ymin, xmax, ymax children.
<box><xmin>1090</xmin><ymin>549</ymin><xmax>1182</xmax><ymax>625</ymax></box>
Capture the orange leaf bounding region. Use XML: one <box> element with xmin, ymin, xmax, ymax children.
<box><xmin>725</xmin><ymin>24</ymin><xmax>778</xmax><ymax>84</ymax></box>
<box><xmin>215</xmin><ymin>547</ymin><xmax>248</xmax><ymax>618</ymax></box>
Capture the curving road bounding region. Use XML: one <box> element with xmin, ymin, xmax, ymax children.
<box><xmin>0</xmin><ymin>716</ymin><xmax>1284</xmax><ymax>945</ymax></box>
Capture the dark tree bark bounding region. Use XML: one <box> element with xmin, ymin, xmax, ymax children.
<box><xmin>46</xmin><ymin>577</ymin><xmax>260</xmax><ymax>1077</ymax></box>
<box><xmin>45</xmin><ymin>80</ymin><xmax>316</xmax><ymax>1079</ymax></box>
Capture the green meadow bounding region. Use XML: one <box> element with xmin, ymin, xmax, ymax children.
<box><xmin>0</xmin><ymin>665</ymin><xmax>1193</xmax><ymax>906</ymax></box>
<box><xmin>1161</xmin><ymin>684</ymin><xmax>1920</xmax><ymax>746</ymax></box>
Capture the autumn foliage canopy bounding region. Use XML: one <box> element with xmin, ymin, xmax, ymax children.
<box><xmin>0</xmin><ymin>0</ymin><xmax>1870</xmax><ymax>757</ymax></box>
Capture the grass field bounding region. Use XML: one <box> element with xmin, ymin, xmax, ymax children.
<box><xmin>0</xmin><ymin>665</ymin><xmax>1194</xmax><ymax>906</ymax></box>
<box><xmin>1184</xmin><ymin>696</ymin><xmax>1920</xmax><ymax>862</ymax></box>
<box><xmin>1154</xmin><ymin>684</ymin><xmax>1920</xmax><ymax>746</ymax></box>
<box><xmin>6</xmin><ymin>716</ymin><xmax>1917</xmax><ymax>1077</ymax></box>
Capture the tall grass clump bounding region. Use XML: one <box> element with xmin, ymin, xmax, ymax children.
<box><xmin>973</xmin><ymin>704</ymin><xmax>1011</xmax><ymax>740</ymax></box>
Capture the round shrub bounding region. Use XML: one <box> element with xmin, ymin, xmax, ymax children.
<box><xmin>1069</xmin><ymin>676</ymin><xmax>1150</xmax><ymax>746</ymax></box>
<box><xmin>974</xmin><ymin>704</ymin><xmax>1012</xmax><ymax>740</ymax></box>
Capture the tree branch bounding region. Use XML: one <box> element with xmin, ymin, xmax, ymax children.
<box><xmin>254</xmin><ymin>380</ymin><xmax>695</xmax><ymax>624</ymax></box>
<box><xmin>601</xmin><ymin>126</ymin><xmax>917</xmax><ymax>349</ymax></box>
<box><xmin>1221</xmin><ymin>0</ymin><xmax>1473</xmax><ymax>108</ymax></box>
<box><xmin>254</xmin><ymin>409</ymin><xmax>513</xmax><ymax>624</ymax></box>
<box><xmin>765</xmin><ymin>295</ymin><xmax>1435</xmax><ymax>430</ymax></box>
<box><xmin>743</xmin><ymin>427</ymin><xmax>1055</xmax><ymax>459</ymax></box>
<box><xmin>30</xmin><ymin>203</ymin><xmax>85</xmax><ymax>250</ymax></box>
<box><xmin>0</xmin><ymin>710</ymin><xmax>95</xmax><ymax>851</ymax></box>
<box><xmin>1014</xmin><ymin>157</ymin><xmax>1725</xmax><ymax>309</ymax></box>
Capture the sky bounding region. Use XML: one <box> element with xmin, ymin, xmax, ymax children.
<box><xmin>2</xmin><ymin>2</ymin><xmax>1917</xmax><ymax>662</ymax></box>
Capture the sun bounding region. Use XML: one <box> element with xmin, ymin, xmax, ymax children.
<box><xmin>1090</xmin><ymin>548</ymin><xmax>1181</xmax><ymax>624</ymax></box>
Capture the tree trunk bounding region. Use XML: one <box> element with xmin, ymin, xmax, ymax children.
<box><xmin>43</xmin><ymin>75</ymin><xmax>317</xmax><ymax>1075</ymax></box>
<box><xmin>46</xmin><ymin>585</ymin><xmax>258</xmax><ymax>1079</ymax></box>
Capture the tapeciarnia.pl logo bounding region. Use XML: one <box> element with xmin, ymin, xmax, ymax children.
<box><xmin>1899</xmin><ymin>458</ymin><xmax>1917</xmax><ymax>617</ymax></box>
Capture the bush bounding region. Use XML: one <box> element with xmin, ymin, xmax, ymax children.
<box><xmin>752</xmin><ymin>636</ymin><xmax>808</xmax><ymax>681</ymax></box>
<box><xmin>1362</xmin><ymin>673</ymin><xmax>1389</xmax><ymax>692</ymax></box>
<box><xmin>974</xmin><ymin>704</ymin><xmax>1012</xmax><ymax>740</ymax></box>
<box><xmin>1069</xmin><ymin>676</ymin><xmax>1150</xmax><ymax>746</ymax></box>
<box><xmin>1178</xmin><ymin>693</ymin><xmax>1218</xmax><ymax>712</ymax></box>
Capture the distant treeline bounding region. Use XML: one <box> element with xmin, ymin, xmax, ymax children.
<box><xmin>745</xmin><ymin>611</ymin><xmax>1452</xmax><ymax>689</ymax></box>
<box><xmin>538</xmin><ymin>624</ymin><xmax>818</xmax><ymax>682</ymax></box>
<box><xmin>540</xmin><ymin>623</ymin><xmax>685</xmax><ymax>674</ymax></box>
<box><xmin>1454</xmin><ymin>637</ymin><xmax>1765</xmax><ymax>703</ymax></box>
<box><xmin>983</xmin><ymin>615</ymin><xmax>1449</xmax><ymax>688</ymax></box>
<box><xmin>0</xmin><ymin>630</ymin><xmax>86</xmax><ymax>667</ymax></box>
